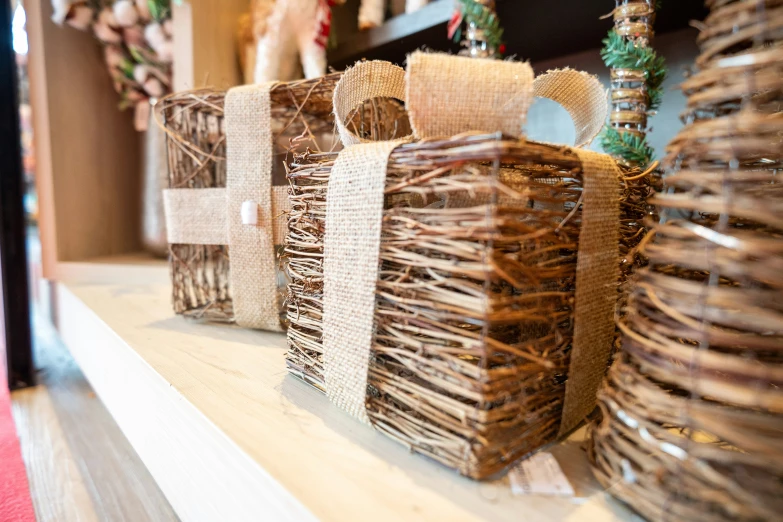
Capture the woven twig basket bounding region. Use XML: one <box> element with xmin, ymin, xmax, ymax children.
<box><xmin>286</xmin><ymin>132</ymin><xmax>650</xmax><ymax>479</ymax></box>
<box><xmin>590</xmin><ymin>1</ymin><xmax>783</xmax><ymax>520</ymax></box>
<box><xmin>159</xmin><ymin>74</ymin><xmax>341</xmax><ymax>324</ymax></box>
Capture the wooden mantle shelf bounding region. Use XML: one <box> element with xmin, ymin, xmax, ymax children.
<box><xmin>54</xmin><ymin>255</ymin><xmax>639</xmax><ymax>522</ymax></box>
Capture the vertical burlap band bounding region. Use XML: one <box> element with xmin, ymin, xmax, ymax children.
<box><xmin>323</xmin><ymin>60</ymin><xmax>412</xmax><ymax>420</ymax></box>
<box><xmin>322</xmin><ymin>140</ymin><xmax>406</xmax><ymax>423</ymax></box>
<box><xmin>224</xmin><ymin>83</ymin><xmax>283</xmax><ymax>331</ymax></box>
<box><xmin>163</xmin><ymin>186</ymin><xmax>290</xmax><ymax>246</ymax></box>
<box><xmin>323</xmin><ymin>52</ymin><xmax>619</xmax><ymax>437</ymax></box>
<box><xmin>557</xmin><ymin>149</ymin><xmax>621</xmax><ymax>437</ymax></box>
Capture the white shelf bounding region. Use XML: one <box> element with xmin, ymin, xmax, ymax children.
<box><xmin>54</xmin><ymin>256</ymin><xmax>638</xmax><ymax>522</ymax></box>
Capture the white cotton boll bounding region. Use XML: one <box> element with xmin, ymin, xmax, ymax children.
<box><xmin>162</xmin><ymin>19</ymin><xmax>173</xmax><ymax>37</ymax></box>
<box><xmin>66</xmin><ymin>5</ymin><xmax>94</xmax><ymax>31</ymax></box>
<box><xmin>113</xmin><ymin>0</ymin><xmax>139</xmax><ymax>28</ymax></box>
<box><xmin>123</xmin><ymin>24</ymin><xmax>145</xmax><ymax>45</ymax></box>
<box><xmin>104</xmin><ymin>45</ymin><xmax>125</xmax><ymax>69</ymax></box>
<box><xmin>94</xmin><ymin>20</ymin><xmax>122</xmax><ymax>43</ymax></box>
<box><xmin>155</xmin><ymin>40</ymin><xmax>173</xmax><ymax>63</ymax></box>
<box><xmin>133</xmin><ymin>64</ymin><xmax>149</xmax><ymax>84</ymax></box>
<box><xmin>135</xmin><ymin>0</ymin><xmax>152</xmax><ymax>21</ymax></box>
<box><xmin>51</xmin><ymin>0</ymin><xmax>71</xmax><ymax>25</ymax></box>
<box><xmin>143</xmin><ymin>77</ymin><xmax>164</xmax><ymax>98</ymax></box>
<box><xmin>144</xmin><ymin>22</ymin><xmax>166</xmax><ymax>49</ymax></box>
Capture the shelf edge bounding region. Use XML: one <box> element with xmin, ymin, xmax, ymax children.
<box><xmin>55</xmin><ymin>282</ymin><xmax>319</xmax><ymax>522</ymax></box>
<box><xmin>328</xmin><ymin>0</ymin><xmax>453</xmax><ymax>65</ymax></box>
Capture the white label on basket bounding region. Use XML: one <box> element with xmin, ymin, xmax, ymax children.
<box><xmin>509</xmin><ymin>452</ymin><xmax>575</xmax><ymax>497</ymax></box>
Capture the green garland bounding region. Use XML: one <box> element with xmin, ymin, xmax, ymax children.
<box><xmin>599</xmin><ymin>5</ymin><xmax>667</xmax><ymax>167</ymax></box>
<box><xmin>600</xmin><ymin>126</ymin><xmax>655</xmax><ymax>167</ymax></box>
<box><xmin>451</xmin><ymin>0</ymin><xmax>505</xmax><ymax>57</ymax></box>
<box><xmin>600</xmin><ymin>31</ymin><xmax>666</xmax><ymax>111</ymax></box>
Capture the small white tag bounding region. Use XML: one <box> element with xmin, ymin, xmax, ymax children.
<box><xmin>240</xmin><ymin>200</ymin><xmax>258</xmax><ymax>225</ymax></box>
<box><xmin>509</xmin><ymin>452</ymin><xmax>575</xmax><ymax>497</ymax></box>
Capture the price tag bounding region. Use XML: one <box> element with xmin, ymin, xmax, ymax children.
<box><xmin>509</xmin><ymin>452</ymin><xmax>575</xmax><ymax>497</ymax></box>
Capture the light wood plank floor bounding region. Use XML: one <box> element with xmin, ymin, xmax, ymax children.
<box><xmin>11</xmin><ymin>312</ymin><xmax>178</xmax><ymax>522</ymax></box>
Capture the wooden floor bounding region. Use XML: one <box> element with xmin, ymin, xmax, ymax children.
<box><xmin>10</xmin><ymin>311</ymin><xmax>178</xmax><ymax>522</ymax></box>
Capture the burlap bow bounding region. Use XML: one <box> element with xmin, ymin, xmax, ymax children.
<box><xmin>323</xmin><ymin>52</ymin><xmax>621</xmax><ymax>438</ymax></box>
<box><xmin>163</xmin><ymin>84</ymin><xmax>290</xmax><ymax>331</ymax></box>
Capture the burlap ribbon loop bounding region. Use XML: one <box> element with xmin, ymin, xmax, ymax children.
<box><xmin>406</xmin><ymin>52</ymin><xmax>535</xmax><ymax>139</ymax></box>
<box><xmin>324</xmin><ymin>53</ymin><xmax>620</xmax><ymax>441</ymax></box>
<box><xmin>532</xmin><ymin>69</ymin><xmax>608</xmax><ymax>148</ymax></box>
<box><xmin>333</xmin><ymin>61</ymin><xmax>410</xmax><ymax>147</ymax></box>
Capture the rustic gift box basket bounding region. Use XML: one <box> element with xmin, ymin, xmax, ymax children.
<box><xmin>158</xmin><ymin>74</ymin><xmax>343</xmax><ymax>330</ymax></box>
<box><xmin>285</xmin><ymin>55</ymin><xmax>652</xmax><ymax>479</ymax></box>
<box><xmin>590</xmin><ymin>1</ymin><xmax>783</xmax><ymax>520</ymax></box>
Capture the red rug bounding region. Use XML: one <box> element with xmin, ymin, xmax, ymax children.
<box><xmin>0</xmin><ymin>374</ymin><xmax>35</xmax><ymax>522</ymax></box>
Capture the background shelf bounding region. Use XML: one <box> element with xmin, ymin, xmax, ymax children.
<box><xmin>328</xmin><ymin>0</ymin><xmax>707</xmax><ymax>69</ymax></box>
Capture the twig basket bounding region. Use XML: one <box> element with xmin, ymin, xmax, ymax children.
<box><xmin>589</xmin><ymin>1</ymin><xmax>783</xmax><ymax>520</ymax></box>
<box><xmin>159</xmin><ymin>74</ymin><xmax>341</xmax><ymax>326</ymax></box>
<box><xmin>286</xmin><ymin>130</ymin><xmax>645</xmax><ymax>478</ymax></box>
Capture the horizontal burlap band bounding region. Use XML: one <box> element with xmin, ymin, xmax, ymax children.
<box><xmin>163</xmin><ymin>186</ymin><xmax>291</xmax><ymax>246</ymax></box>
<box><xmin>323</xmin><ymin>52</ymin><xmax>618</xmax><ymax>439</ymax></box>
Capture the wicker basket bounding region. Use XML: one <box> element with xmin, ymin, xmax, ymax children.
<box><xmin>286</xmin><ymin>130</ymin><xmax>650</xmax><ymax>478</ymax></box>
<box><xmin>159</xmin><ymin>74</ymin><xmax>341</xmax><ymax>325</ymax></box>
<box><xmin>589</xmin><ymin>1</ymin><xmax>783</xmax><ymax>520</ymax></box>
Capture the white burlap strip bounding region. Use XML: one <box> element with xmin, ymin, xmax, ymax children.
<box><xmin>405</xmin><ymin>51</ymin><xmax>535</xmax><ymax>139</ymax></box>
<box><xmin>322</xmin><ymin>140</ymin><xmax>406</xmax><ymax>423</ymax></box>
<box><xmin>225</xmin><ymin>83</ymin><xmax>283</xmax><ymax>331</ymax></box>
<box><xmin>163</xmin><ymin>186</ymin><xmax>291</xmax><ymax>246</ymax></box>
<box><xmin>532</xmin><ymin>69</ymin><xmax>608</xmax><ymax>148</ymax></box>
<box><xmin>557</xmin><ymin>149</ymin><xmax>621</xmax><ymax>437</ymax></box>
<box><xmin>333</xmin><ymin>60</ymin><xmax>409</xmax><ymax>146</ymax></box>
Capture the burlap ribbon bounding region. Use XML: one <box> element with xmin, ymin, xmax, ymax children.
<box><xmin>162</xmin><ymin>83</ymin><xmax>289</xmax><ymax>331</ymax></box>
<box><xmin>323</xmin><ymin>52</ymin><xmax>620</xmax><ymax>436</ymax></box>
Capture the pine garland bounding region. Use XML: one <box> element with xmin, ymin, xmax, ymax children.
<box><xmin>600</xmin><ymin>126</ymin><xmax>654</xmax><ymax>166</ymax></box>
<box><xmin>601</xmin><ymin>31</ymin><xmax>666</xmax><ymax>110</ymax></box>
<box><xmin>600</xmin><ymin>1</ymin><xmax>667</xmax><ymax>167</ymax></box>
<box><xmin>451</xmin><ymin>0</ymin><xmax>504</xmax><ymax>57</ymax></box>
